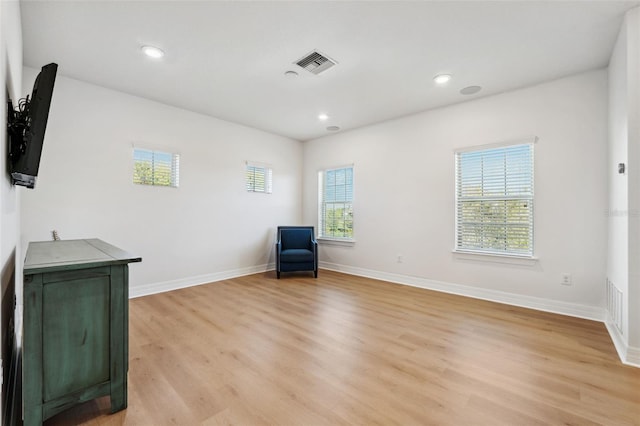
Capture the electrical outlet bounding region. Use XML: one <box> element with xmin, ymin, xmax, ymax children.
<box><xmin>561</xmin><ymin>273</ymin><xmax>572</xmax><ymax>285</ymax></box>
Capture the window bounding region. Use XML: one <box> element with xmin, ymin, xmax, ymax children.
<box><xmin>455</xmin><ymin>142</ymin><xmax>534</xmax><ymax>257</ymax></box>
<box><xmin>246</xmin><ymin>162</ymin><xmax>272</xmax><ymax>193</ymax></box>
<box><xmin>133</xmin><ymin>148</ymin><xmax>180</xmax><ymax>187</ymax></box>
<box><xmin>319</xmin><ymin>166</ymin><xmax>354</xmax><ymax>239</ymax></box>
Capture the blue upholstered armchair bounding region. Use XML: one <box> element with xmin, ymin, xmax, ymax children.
<box><xmin>276</xmin><ymin>226</ymin><xmax>318</xmax><ymax>279</ymax></box>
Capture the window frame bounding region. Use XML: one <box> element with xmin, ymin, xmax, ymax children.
<box><xmin>245</xmin><ymin>161</ymin><xmax>273</xmax><ymax>194</ymax></box>
<box><xmin>132</xmin><ymin>147</ymin><xmax>180</xmax><ymax>188</ymax></box>
<box><xmin>454</xmin><ymin>138</ymin><xmax>535</xmax><ymax>258</ymax></box>
<box><xmin>318</xmin><ymin>165</ymin><xmax>355</xmax><ymax>242</ymax></box>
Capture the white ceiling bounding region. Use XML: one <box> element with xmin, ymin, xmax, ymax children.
<box><xmin>20</xmin><ymin>0</ymin><xmax>640</xmax><ymax>141</ymax></box>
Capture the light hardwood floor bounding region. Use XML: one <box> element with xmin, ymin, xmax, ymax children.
<box><xmin>44</xmin><ymin>270</ymin><xmax>640</xmax><ymax>425</ymax></box>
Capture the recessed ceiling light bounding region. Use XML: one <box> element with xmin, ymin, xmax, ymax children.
<box><xmin>326</xmin><ymin>126</ymin><xmax>340</xmax><ymax>132</ymax></box>
<box><xmin>141</xmin><ymin>45</ymin><xmax>165</xmax><ymax>59</ymax></box>
<box><xmin>434</xmin><ymin>74</ymin><xmax>452</xmax><ymax>85</ymax></box>
<box><xmin>284</xmin><ymin>70</ymin><xmax>299</xmax><ymax>78</ymax></box>
<box><xmin>318</xmin><ymin>113</ymin><xmax>329</xmax><ymax>121</ymax></box>
<box><xmin>460</xmin><ymin>85</ymin><xmax>482</xmax><ymax>95</ymax></box>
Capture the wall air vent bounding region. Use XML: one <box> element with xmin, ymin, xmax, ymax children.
<box><xmin>295</xmin><ymin>50</ymin><xmax>337</xmax><ymax>75</ymax></box>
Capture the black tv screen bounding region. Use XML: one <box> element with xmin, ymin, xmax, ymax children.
<box><xmin>8</xmin><ymin>63</ymin><xmax>58</xmax><ymax>188</ymax></box>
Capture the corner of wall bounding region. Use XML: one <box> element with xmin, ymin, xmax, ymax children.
<box><xmin>1</xmin><ymin>0</ymin><xmax>23</xmax><ymax>422</ymax></box>
<box><xmin>605</xmin><ymin>5</ymin><xmax>640</xmax><ymax>362</ymax></box>
<box><xmin>605</xmin><ymin>319</ymin><xmax>640</xmax><ymax>368</ymax></box>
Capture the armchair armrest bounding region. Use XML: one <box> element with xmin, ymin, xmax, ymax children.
<box><xmin>311</xmin><ymin>239</ymin><xmax>318</xmax><ymax>271</ymax></box>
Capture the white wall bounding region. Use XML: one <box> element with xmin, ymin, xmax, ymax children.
<box><xmin>627</xmin><ymin>7</ymin><xmax>640</xmax><ymax>352</ymax></box>
<box><xmin>20</xmin><ymin>72</ymin><xmax>302</xmax><ymax>294</ymax></box>
<box><xmin>608</xmin><ymin>6</ymin><xmax>640</xmax><ymax>365</ymax></box>
<box><xmin>1</xmin><ymin>0</ymin><xmax>22</xmax><ymax>272</ymax></box>
<box><xmin>1</xmin><ymin>0</ymin><xmax>22</xmax><ymax>421</ymax></box>
<box><xmin>303</xmin><ymin>70</ymin><xmax>608</xmax><ymax>315</ymax></box>
<box><xmin>608</xmin><ymin>7</ymin><xmax>629</xmax><ymax>340</ymax></box>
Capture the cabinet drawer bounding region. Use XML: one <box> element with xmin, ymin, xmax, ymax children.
<box><xmin>41</xmin><ymin>266</ymin><xmax>111</xmax><ymax>284</ymax></box>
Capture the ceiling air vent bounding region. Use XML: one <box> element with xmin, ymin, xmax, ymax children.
<box><xmin>295</xmin><ymin>50</ymin><xmax>337</xmax><ymax>75</ymax></box>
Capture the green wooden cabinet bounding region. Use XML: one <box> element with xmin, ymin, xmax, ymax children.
<box><xmin>22</xmin><ymin>239</ymin><xmax>141</xmax><ymax>425</ymax></box>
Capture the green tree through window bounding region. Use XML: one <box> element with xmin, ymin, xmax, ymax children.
<box><xmin>319</xmin><ymin>166</ymin><xmax>354</xmax><ymax>239</ymax></box>
<box><xmin>456</xmin><ymin>143</ymin><xmax>534</xmax><ymax>256</ymax></box>
<box><xmin>133</xmin><ymin>148</ymin><xmax>179</xmax><ymax>187</ymax></box>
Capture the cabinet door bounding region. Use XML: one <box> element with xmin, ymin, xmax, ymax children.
<box><xmin>42</xmin><ymin>275</ymin><xmax>111</xmax><ymax>401</ymax></box>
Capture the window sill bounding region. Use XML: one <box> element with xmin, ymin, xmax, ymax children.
<box><xmin>317</xmin><ymin>238</ymin><xmax>356</xmax><ymax>247</ymax></box>
<box><xmin>452</xmin><ymin>250</ymin><xmax>538</xmax><ymax>266</ymax></box>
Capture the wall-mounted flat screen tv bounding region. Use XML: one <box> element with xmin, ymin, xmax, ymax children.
<box><xmin>7</xmin><ymin>63</ymin><xmax>58</xmax><ymax>189</ymax></box>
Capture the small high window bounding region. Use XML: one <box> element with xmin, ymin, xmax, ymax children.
<box><xmin>246</xmin><ymin>162</ymin><xmax>272</xmax><ymax>194</ymax></box>
<box><xmin>133</xmin><ymin>148</ymin><xmax>180</xmax><ymax>188</ymax></box>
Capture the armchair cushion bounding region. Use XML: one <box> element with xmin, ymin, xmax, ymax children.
<box><xmin>280</xmin><ymin>248</ymin><xmax>314</xmax><ymax>263</ymax></box>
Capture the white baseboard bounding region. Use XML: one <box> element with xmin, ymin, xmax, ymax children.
<box><xmin>132</xmin><ymin>260</ymin><xmax>605</xmax><ymax>320</ymax></box>
<box><xmin>626</xmin><ymin>346</ymin><xmax>640</xmax><ymax>367</ymax></box>
<box><xmin>604</xmin><ymin>320</ymin><xmax>640</xmax><ymax>368</ymax></box>
<box><xmin>129</xmin><ymin>263</ymin><xmax>275</xmax><ymax>298</ymax></box>
<box><xmin>319</xmin><ymin>261</ymin><xmax>605</xmax><ymax>322</ymax></box>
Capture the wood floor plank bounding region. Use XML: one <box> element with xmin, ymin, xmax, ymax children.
<box><xmin>44</xmin><ymin>270</ymin><xmax>640</xmax><ymax>425</ymax></box>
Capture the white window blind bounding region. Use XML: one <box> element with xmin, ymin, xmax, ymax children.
<box><xmin>133</xmin><ymin>148</ymin><xmax>180</xmax><ymax>188</ymax></box>
<box><xmin>246</xmin><ymin>162</ymin><xmax>272</xmax><ymax>193</ymax></box>
<box><xmin>455</xmin><ymin>143</ymin><xmax>534</xmax><ymax>256</ymax></box>
<box><xmin>318</xmin><ymin>166</ymin><xmax>354</xmax><ymax>239</ymax></box>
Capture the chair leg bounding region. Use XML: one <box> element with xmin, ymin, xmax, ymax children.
<box><xmin>314</xmin><ymin>270</ymin><xmax>318</xmax><ymax>278</ymax></box>
<box><xmin>277</xmin><ymin>271</ymin><xmax>280</xmax><ymax>279</ymax></box>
